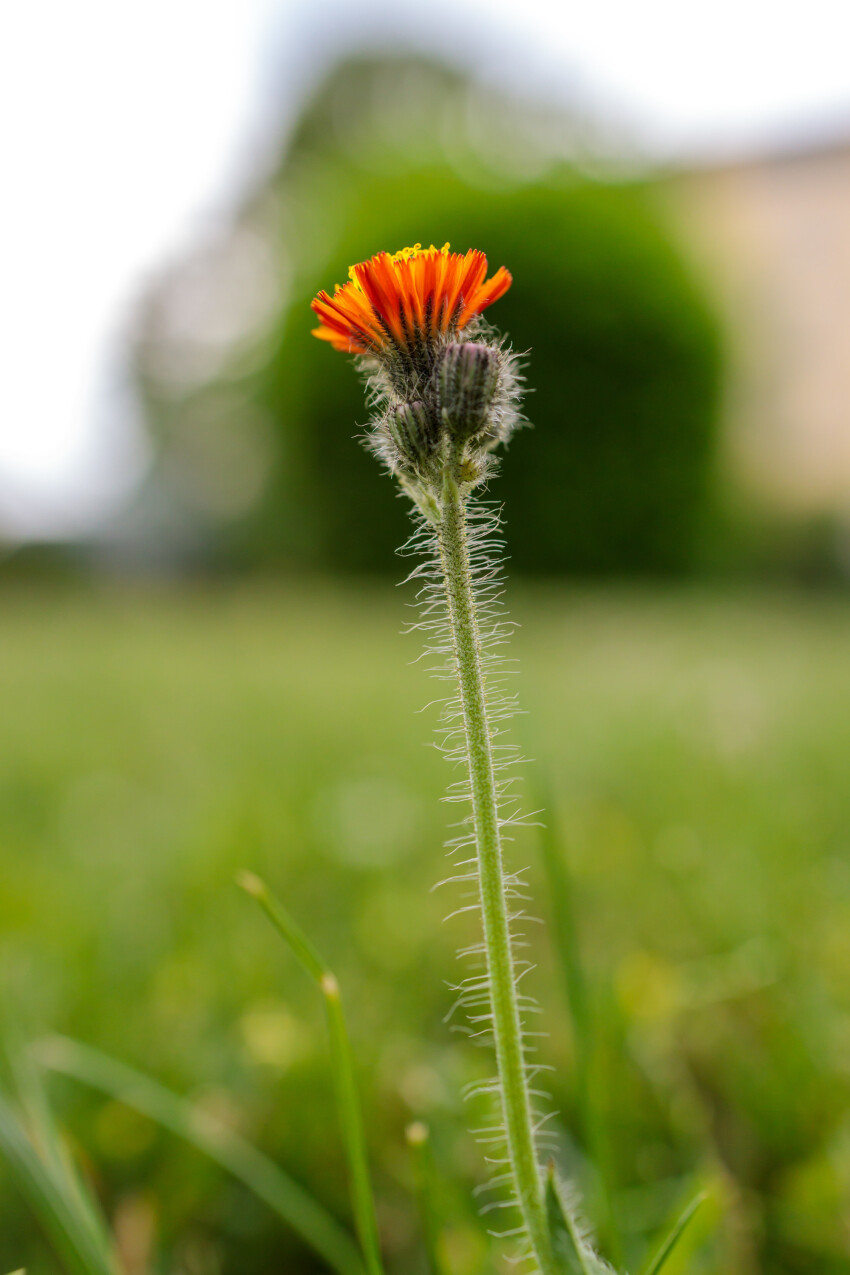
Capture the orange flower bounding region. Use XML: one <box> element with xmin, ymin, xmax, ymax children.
<box><xmin>311</xmin><ymin>243</ymin><xmax>512</xmax><ymax>355</ymax></box>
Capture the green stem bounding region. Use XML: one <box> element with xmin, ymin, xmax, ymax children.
<box><xmin>436</xmin><ymin>469</ymin><xmax>556</xmax><ymax>1275</ymax></box>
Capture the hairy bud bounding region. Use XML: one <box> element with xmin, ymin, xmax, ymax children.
<box><xmin>387</xmin><ymin>400</ymin><xmax>439</xmax><ymax>471</ymax></box>
<box><xmin>435</xmin><ymin>342</ymin><xmax>500</xmax><ymax>444</ymax></box>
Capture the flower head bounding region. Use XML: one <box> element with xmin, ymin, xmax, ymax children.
<box><xmin>310</xmin><ymin>243</ymin><xmax>522</xmax><ymax>504</ymax></box>
<box><xmin>311</xmin><ymin>243</ymin><xmax>512</xmax><ymax>357</ymax></box>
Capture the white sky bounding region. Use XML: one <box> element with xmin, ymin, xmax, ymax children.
<box><xmin>3</xmin><ymin>0</ymin><xmax>850</xmax><ymax>539</ymax></box>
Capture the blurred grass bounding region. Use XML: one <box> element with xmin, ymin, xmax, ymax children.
<box><xmin>1</xmin><ymin>581</ymin><xmax>850</xmax><ymax>1273</ymax></box>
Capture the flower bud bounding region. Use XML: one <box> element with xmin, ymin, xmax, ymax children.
<box><xmin>435</xmin><ymin>342</ymin><xmax>500</xmax><ymax>443</ymax></box>
<box><xmin>387</xmin><ymin>400</ymin><xmax>438</xmax><ymax>470</ymax></box>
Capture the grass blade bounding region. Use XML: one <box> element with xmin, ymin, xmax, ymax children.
<box><xmin>38</xmin><ymin>1035</ymin><xmax>364</xmax><ymax>1275</ymax></box>
<box><xmin>639</xmin><ymin>1191</ymin><xmax>707</xmax><ymax>1275</ymax></box>
<box><xmin>544</xmin><ymin>1166</ymin><xmax>585</xmax><ymax>1275</ymax></box>
<box><xmin>8</xmin><ymin>1043</ymin><xmax>113</xmax><ymax>1264</ymax></box>
<box><xmin>405</xmin><ymin>1122</ymin><xmax>447</xmax><ymax>1275</ymax></box>
<box><xmin>0</xmin><ymin>1091</ymin><xmax>116</xmax><ymax>1275</ymax></box>
<box><xmin>544</xmin><ymin>1162</ymin><xmax>613</xmax><ymax>1275</ymax></box>
<box><xmin>238</xmin><ymin>872</ymin><xmax>384</xmax><ymax>1275</ymax></box>
<box><xmin>536</xmin><ymin>789</ymin><xmax>621</xmax><ymax>1264</ymax></box>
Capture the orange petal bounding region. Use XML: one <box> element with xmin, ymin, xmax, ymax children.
<box><xmin>355</xmin><ymin>255</ymin><xmax>406</xmax><ymax>346</ymax></box>
<box><xmin>460</xmin><ymin>266</ymin><xmax>512</xmax><ymax>326</ymax></box>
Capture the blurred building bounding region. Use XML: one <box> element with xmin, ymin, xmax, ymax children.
<box><xmin>666</xmin><ymin>136</ymin><xmax>850</xmax><ymax>523</ymax></box>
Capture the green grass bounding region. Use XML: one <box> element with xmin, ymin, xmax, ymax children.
<box><xmin>1</xmin><ymin>581</ymin><xmax>850</xmax><ymax>1274</ymax></box>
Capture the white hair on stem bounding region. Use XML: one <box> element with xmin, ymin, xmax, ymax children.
<box><xmin>398</xmin><ymin>492</ymin><xmax>558</xmax><ymax>1274</ymax></box>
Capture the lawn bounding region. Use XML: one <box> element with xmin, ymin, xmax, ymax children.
<box><xmin>1</xmin><ymin>581</ymin><xmax>849</xmax><ymax>1274</ymax></box>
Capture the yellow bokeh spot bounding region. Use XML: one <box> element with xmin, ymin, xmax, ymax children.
<box><xmin>617</xmin><ymin>949</ymin><xmax>684</xmax><ymax>1023</ymax></box>
<box><xmin>241</xmin><ymin>1005</ymin><xmax>312</xmax><ymax>1068</ymax></box>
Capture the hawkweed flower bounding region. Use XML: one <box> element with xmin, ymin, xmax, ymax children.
<box><xmin>312</xmin><ymin>244</ymin><xmax>522</xmax><ymax>516</ymax></box>
<box><xmin>312</xmin><ymin>241</ymin><xmax>697</xmax><ymax>1275</ymax></box>
<box><xmin>312</xmin><ymin>244</ymin><xmax>563</xmax><ymax>1274</ymax></box>
<box><xmin>311</xmin><ymin>243</ymin><xmax>511</xmax><ymax>358</ymax></box>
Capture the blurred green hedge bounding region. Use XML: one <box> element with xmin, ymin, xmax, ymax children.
<box><xmin>137</xmin><ymin>58</ymin><xmax>724</xmax><ymax>576</ymax></box>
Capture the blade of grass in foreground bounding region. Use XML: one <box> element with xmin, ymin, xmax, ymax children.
<box><xmin>536</xmin><ymin>789</ymin><xmax>621</xmax><ymax>1266</ymax></box>
<box><xmin>0</xmin><ymin>1090</ymin><xmax>117</xmax><ymax>1275</ymax></box>
<box><xmin>639</xmin><ymin>1191</ymin><xmax>707</xmax><ymax>1275</ymax></box>
<box><xmin>37</xmin><ymin>1036</ymin><xmax>364</xmax><ymax>1275</ymax></box>
<box><xmin>8</xmin><ymin>1041</ymin><xmax>112</xmax><ymax>1263</ymax></box>
<box><xmin>544</xmin><ymin>1161</ymin><xmax>614</xmax><ymax>1275</ymax></box>
<box><xmin>405</xmin><ymin>1122</ymin><xmax>447</xmax><ymax>1275</ymax></box>
<box><xmin>238</xmin><ymin>872</ymin><xmax>384</xmax><ymax>1275</ymax></box>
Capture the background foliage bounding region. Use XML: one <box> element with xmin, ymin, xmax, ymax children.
<box><xmin>2</xmin><ymin>583</ymin><xmax>850</xmax><ymax>1273</ymax></box>
<box><xmin>135</xmin><ymin>57</ymin><xmax>723</xmax><ymax>576</ymax></box>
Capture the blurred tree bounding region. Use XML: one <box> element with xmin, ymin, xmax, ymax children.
<box><xmin>133</xmin><ymin>55</ymin><xmax>723</xmax><ymax>575</ymax></box>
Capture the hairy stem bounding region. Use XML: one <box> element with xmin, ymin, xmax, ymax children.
<box><xmin>436</xmin><ymin>466</ymin><xmax>556</xmax><ymax>1275</ymax></box>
